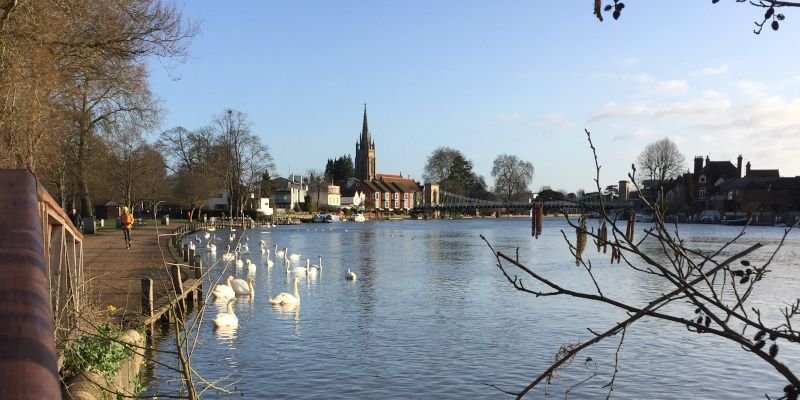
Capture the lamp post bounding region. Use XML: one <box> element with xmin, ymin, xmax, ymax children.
<box><xmin>153</xmin><ymin>200</ymin><xmax>165</xmax><ymax>225</ymax></box>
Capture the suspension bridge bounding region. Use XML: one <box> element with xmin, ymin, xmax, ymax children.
<box><xmin>413</xmin><ymin>188</ymin><xmax>631</xmax><ymax>216</ymax></box>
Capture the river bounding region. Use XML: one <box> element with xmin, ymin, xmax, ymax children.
<box><xmin>143</xmin><ymin>218</ymin><xmax>800</xmax><ymax>399</ymax></box>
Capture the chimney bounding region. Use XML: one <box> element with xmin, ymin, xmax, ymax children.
<box><xmin>737</xmin><ymin>155</ymin><xmax>743</xmax><ymax>178</ymax></box>
<box><xmin>746</xmin><ymin>161</ymin><xmax>751</xmax><ymax>176</ymax></box>
<box><xmin>693</xmin><ymin>156</ymin><xmax>703</xmax><ymax>176</ymax></box>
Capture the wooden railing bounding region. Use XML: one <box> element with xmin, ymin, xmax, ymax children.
<box><xmin>0</xmin><ymin>170</ymin><xmax>67</xmax><ymax>399</ymax></box>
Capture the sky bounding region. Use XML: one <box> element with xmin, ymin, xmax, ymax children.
<box><xmin>148</xmin><ymin>1</ymin><xmax>800</xmax><ymax>194</ymax></box>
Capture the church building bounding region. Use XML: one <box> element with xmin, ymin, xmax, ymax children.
<box><xmin>349</xmin><ymin>105</ymin><xmax>421</xmax><ymax>215</ymax></box>
<box><xmin>354</xmin><ymin>104</ymin><xmax>376</xmax><ymax>180</ymax></box>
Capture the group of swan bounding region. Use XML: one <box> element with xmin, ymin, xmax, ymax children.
<box><xmin>211</xmin><ymin>237</ymin><xmax>360</xmax><ymax>330</ymax></box>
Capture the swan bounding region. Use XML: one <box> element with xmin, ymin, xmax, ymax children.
<box><xmin>240</xmin><ymin>243</ymin><xmax>250</xmax><ymax>254</ymax></box>
<box><xmin>207</xmin><ymin>243</ymin><xmax>217</xmax><ymax>253</ymax></box>
<box><xmin>235</xmin><ymin>259</ymin><xmax>244</xmax><ymax>269</ymax></box>
<box><xmin>306</xmin><ymin>259</ymin><xmax>318</xmax><ymax>278</ymax></box>
<box><xmin>213</xmin><ymin>299</ymin><xmax>238</xmax><ymax>328</ymax></box>
<box><xmin>310</xmin><ymin>256</ymin><xmax>322</xmax><ymax>273</ymax></box>
<box><xmin>204</xmin><ymin>232</ymin><xmax>211</xmax><ymax>240</ymax></box>
<box><xmin>231</xmin><ymin>277</ymin><xmax>255</xmax><ymax>295</ymax></box>
<box><xmin>289</xmin><ymin>251</ymin><xmax>301</xmax><ymax>262</ymax></box>
<box><xmin>291</xmin><ymin>259</ymin><xmax>308</xmax><ymax>276</ymax></box>
<box><xmin>269</xmin><ymin>277</ymin><xmax>300</xmax><ymax>305</ymax></box>
<box><xmin>275</xmin><ymin>246</ymin><xmax>285</xmax><ymax>258</ymax></box>
<box><xmin>346</xmin><ymin>269</ymin><xmax>357</xmax><ymax>281</ymax></box>
<box><xmin>222</xmin><ymin>252</ymin><xmax>236</xmax><ymax>261</ymax></box>
<box><xmin>188</xmin><ymin>241</ymin><xmax>196</xmax><ymax>251</ymax></box>
<box><xmin>265</xmin><ymin>249</ymin><xmax>274</xmax><ymax>268</ymax></box>
<box><xmin>211</xmin><ymin>276</ymin><xmax>236</xmax><ymax>301</ymax></box>
<box><xmin>246</xmin><ymin>259</ymin><xmax>256</xmax><ymax>275</ymax></box>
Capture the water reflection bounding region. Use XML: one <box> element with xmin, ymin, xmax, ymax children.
<box><xmin>152</xmin><ymin>220</ymin><xmax>800</xmax><ymax>399</ymax></box>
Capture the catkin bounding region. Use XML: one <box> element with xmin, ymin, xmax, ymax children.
<box><xmin>611</xmin><ymin>242</ymin><xmax>621</xmax><ymax>264</ymax></box>
<box><xmin>625</xmin><ymin>210</ymin><xmax>635</xmax><ymax>242</ymax></box>
<box><xmin>596</xmin><ymin>222</ymin><xmax>608</xmax><ymax>253</ymax></box>
<box><xmin>576</xmin><ymin>222</ymin><xmax>587</xmax><ymax>266</ymax></box>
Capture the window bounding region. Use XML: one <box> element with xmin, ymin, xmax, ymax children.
<box><xmin>383</xmin><ymin>200</ymin><xmax>389</xmax><ymax>208</ymax></box>
<box><xmin>384</xmin><ymin>192</ymin><xmax>390</xmax><ymax>200</ymax></box>
<box><xmin>394</xmin><ymin>200</ymin><xmax>400</xmax><ymax>208</ymax></box>
<box><xmin>393</xmin><ymin>193</ymin><xmax>399</xmax><ymax>200</ymax></box>
<box><xmin>404</xmin><ymin>193</ymin><xmax>408</xmax><ymax>200</ymax></box>
<box><xmin>699</xmin><ymin>175</ymin><xmax>707</xmax><ymax>184</ymax></box>
<box><xmin>375</xmin><ymin>192</ymin><xmax>380</xmax><ymax>200</ymax></box>
<box><xmin>699</xmin><ymin>187</ymin><xmax>706</xmax><ymax>199</ymax></box>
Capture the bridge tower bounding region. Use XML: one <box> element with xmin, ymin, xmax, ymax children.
<box><xmin>423</xmin><ymin>183</ymin><xmax>440</xmax><ymax>218</ymax></box>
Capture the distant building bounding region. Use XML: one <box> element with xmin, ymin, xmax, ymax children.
<box><xmin>347</xmin><ymin>105</ymin><xmax>422</xmax><ymax>215</ymax></box>
<box><xmin>694</xmin><ymin>154</ymin><xmax>742</xmax><ymax>206</ymax></box>
<box><xmin>255</xmin><ymin>197</ymin><xmax>273</xmax><ymax>216</ymax></box>
<box><xmin>206</xmin><ymin>192</ymin><xmax>230</xmax><ymax>211</ymax></box>
<box><xmin>270</xmin><ymin>176</ymin><xmax>308</xmax><ymax>210</ymax></box>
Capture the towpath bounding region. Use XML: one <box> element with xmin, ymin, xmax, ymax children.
<box><xmin>82</xmin><ymin>222</ymin><xmax>178</xmax><ymax>325</ymax></box>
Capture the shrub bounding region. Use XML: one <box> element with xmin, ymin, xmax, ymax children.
<box><xmin>63</xmin><ymin>325</ymin><xmax>132</xmax><ymax>377</ymax></box>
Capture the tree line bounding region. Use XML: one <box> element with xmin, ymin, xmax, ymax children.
<box><xmin>0</xmin><ymin>0</ymin><xmax>197</xmax><ymax>216</ymax></box>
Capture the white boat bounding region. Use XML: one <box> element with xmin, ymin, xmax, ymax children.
<box><xmin>352</xmin><ymin>213</ymin><xmax>366</xmax><ymax>222</ymax></box>
<box><xmin>324</xmin><ymin>214</ymin><xmax>340</xmax><ymax>223</ymax></box>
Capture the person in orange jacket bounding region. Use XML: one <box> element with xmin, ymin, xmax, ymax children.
<box><xmin>121</xmin><ymin>206</ymin><xmax>134</xmax><ymax>249</ymax></box>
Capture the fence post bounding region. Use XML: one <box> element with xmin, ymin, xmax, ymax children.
<box><xmin>141</xmin><ymin>278</ymin><xmax>153</xmax><ymax>317</ymax></box>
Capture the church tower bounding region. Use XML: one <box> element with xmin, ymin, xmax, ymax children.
<box><xmin>355</xmin><ymin>104</ymin><xmax>376</xmax><ymax>180</ymax></box>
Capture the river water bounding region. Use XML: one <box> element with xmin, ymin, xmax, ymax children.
<box><xmin>144</xmin><ymin>218</ymin><xmax>800</xmax><ymax>399</ymax></box>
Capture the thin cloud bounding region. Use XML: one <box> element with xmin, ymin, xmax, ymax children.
<box><xmin>690</xmin><ymin>65</ymin><xmax>728</xmax><ymax>77</ymax></box>
<box><xmin>653</xmin><ymin>80</ymin><xmax>689</xmax><ymax>93</ymax></box>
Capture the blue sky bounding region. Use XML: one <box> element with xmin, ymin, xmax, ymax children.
<box><xmin>149</xmin><ymin>1</ymin><xmax>800</xmax><ymax>193</ymax></box>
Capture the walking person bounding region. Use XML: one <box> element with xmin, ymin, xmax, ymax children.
<box><xmin>69</xmin><ymin>207</ymin><xmax>82</xmax><ymax>229</ymax></box>
<box><xmin>121</xmin><ymin>206</ymin><xmax>134</xmax><ymax>249</ymax></box>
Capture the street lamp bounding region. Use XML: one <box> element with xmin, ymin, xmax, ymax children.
<box><xmin>153</xmin><ymin>200</ymin><xmax>165</xmax><ymax>225</ymax></box>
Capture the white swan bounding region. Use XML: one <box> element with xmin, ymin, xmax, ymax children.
<box><xmin>346</xmin><ymin>269</ymin><xmax>357</xmax><ymax>281</ymax></box>
<box><xmin>231</xmin><ymin>277</ymin><xmax>255</xmax><ymax>295</ymax></box>
<box><xmin>310</xmin><ymin>256</ymin><xmax>322</xmax><ymax>273</ymax></box>
<box><xmin>207</xmin><ymin>243</ymin><xmax>217</xmax><ymax>253</ymax></box>
<box><xmin>235</xmin><ymin>259</ymin><xmax>244</xmax><ymax>269</ymax></box>
<box><xmin>240</xmin><ymin>243</ymin><xmax>250</xmax><ymax>254</ymax></box>
<box><xmin>222</xmin><ymin>252</ymin><xmax>236</xmax><ymax>262</ymax></box>
<box><xmin>204</xmin><ymin>232</ymin><xmax>211</xmax><ymax>240</ymax></box>
<box><xmin>211</xmin><ymin>276</ymin><xmax>236</xmax><ymax>300</ymax></box>
<box><xmin>291</xmin><ymin>259</ymin><xmax>308</xmax><ymax>276</ymax></box>
<box><xmin>289</xmin><ymin>251</ymin><xmax>301</xmax><ymax>262</ymax></box>
<box><xmin>213</xmin><ymin>299</ymin><xmax>238</xmax><ymax>328</ymax></box>
<box><xmin>265</xmin><ymin>249</ymin><xmax>274</xmax><ymax>268</ymax></box>
<box><xmin>275</xmin><ymin>246</ymin><xmax>285</xmax><ymax>258</ymax></box>
<box><xmin>246</xmin><ymin>259</ymin><xmax>256</xmax><ymax>275</ymax></box>
<box><xmin>269</xmin><ymin>277</ymin><xmax>300</xmax><ymax>305</ymax></box>
<box><xmin>306</xmin><ymin>258</ymin><xmax>318</xmax><ymax>278</ymax></box>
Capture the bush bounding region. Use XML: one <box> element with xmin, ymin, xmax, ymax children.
<box><xmin>63</xmin><ymin>325</ymin><xmax>132</xmax><ymax>377</ymax></box>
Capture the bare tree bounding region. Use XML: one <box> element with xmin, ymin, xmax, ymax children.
<box><xmin>491</xmin><ymin>154</ymin><xmax>534</xmax><ymax>201</ymax></box>
<box><xmin>484</xmin><ymin>130</ymin><xmax>799</xmax><ymax>399</ymax></box>
<box><xmin>594</xmin><ymin>0</ymin><xmax>797</xmax><ymax>34</ymax></box>
<box><xmin>212</xmin><ymin>109</ymin><xmax>274</xmax><ymax>218</ymax></box>
<box><xmin>635</xmin><ymin>137</ymin><xmax>685</xmax><ymax>189</ymax></box>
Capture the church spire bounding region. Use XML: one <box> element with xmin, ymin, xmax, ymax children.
<box><xmin>361</xmin><ymin>103</ymin><xmax>370</xmax><ymax>145</ymax></box>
